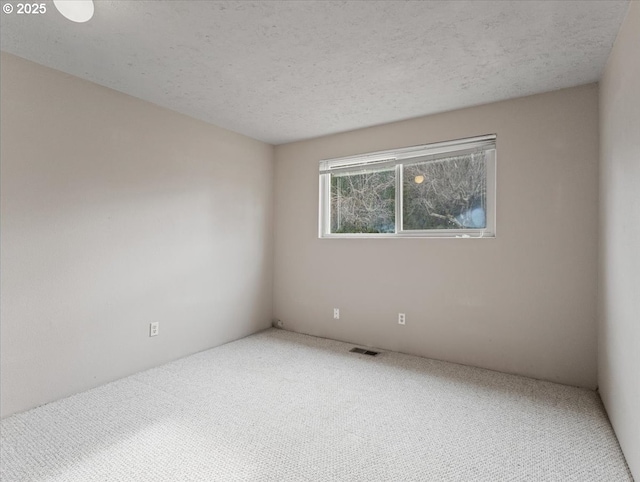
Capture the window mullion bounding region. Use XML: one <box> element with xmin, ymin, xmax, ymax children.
<box><xmin>395</xmin><ymin>163</ymin><xmax>402</xmax><ymax>234</ymax></box>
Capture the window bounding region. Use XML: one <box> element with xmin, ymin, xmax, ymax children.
<box><xmin>319</xmin><ymin>135</ymin><xmax>496</xmax><ymax>238</ymax></box>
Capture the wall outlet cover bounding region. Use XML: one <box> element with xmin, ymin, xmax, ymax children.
<box><xmin>149</xmin><ymin>322</ymin><xmax>159</xmax><ymax>337</ymax></box>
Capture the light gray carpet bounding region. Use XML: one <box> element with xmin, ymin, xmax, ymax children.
<box><xmin>1</xmin><ymin>328</ymin><xmax>632</xmax><ymax>481</ymax></box>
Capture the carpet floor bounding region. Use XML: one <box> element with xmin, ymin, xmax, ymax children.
<box><xmin>0</xmin><ymin>328</ymin><xmax>633</xmax><ymax>481</ymax></box>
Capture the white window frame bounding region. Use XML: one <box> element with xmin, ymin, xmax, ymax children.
<box><xmin>319</xmin><ymin>134</ymin><xmax>496</xmax><ymax>238</ymax></box>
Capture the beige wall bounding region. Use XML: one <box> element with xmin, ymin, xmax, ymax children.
<box><xmin>0</xmin><ymin>53</ymin><xmax>274</xmax><ymax>418</ymax></box>
<box><xmin>598</xmin><ymin>2</ymin><xmax>640</xmax><ymax>479</ymax></box>
<box><xmin>274</xmin><ymin>84</ymin><xmax>599</xmax><ymax>389</ymax></box>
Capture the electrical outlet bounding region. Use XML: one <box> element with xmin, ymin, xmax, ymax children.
<box><xmin>333</xmin><ymin>308</ymin><xmax>340</xmax><ymax>320</ymax></box>
<box><xmin>398</xmin><ymin>313</ymin><xmax>406</xmax><ymax>325</ymax></box>
<box><xmin>149</xmin><ymin>322</ymin><xmax>159</xmax><ymax>337</ymax></box>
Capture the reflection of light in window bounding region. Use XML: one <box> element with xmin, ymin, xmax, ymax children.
<box><xmin>457</xmin><ymin>207</ymin><xmax>486</xmax><ymax>228</ymax></box>
<box><xmin>414</xmin><ymin>175</ymin><xmax>424</xmax><ymax>184</ymax></box>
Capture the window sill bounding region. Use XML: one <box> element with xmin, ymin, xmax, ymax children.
<box><xmin>319</xmin><ymin>232</ymin><xmax>495</xmax><ymax>239</ymax></box>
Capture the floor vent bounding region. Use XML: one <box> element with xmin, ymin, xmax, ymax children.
<box><xmin>349</xmin><ymin>347</ymin><xmax>379</xmax><ymax>356</ymax></box>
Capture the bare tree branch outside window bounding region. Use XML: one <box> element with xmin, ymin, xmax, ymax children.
<box><xmin>331</xmin><ymin>168</ymin><xmax>395</xmax><ymax>233</ymax></box>
<box><xmin>329</xmin><ymin>153</ymin><xmax>486</xmax><ymax>234</ymax></box>
<box><xmin>403</xmin><ymin>153</ymin><xmax>486</xmax><ymax>230</ymax></box>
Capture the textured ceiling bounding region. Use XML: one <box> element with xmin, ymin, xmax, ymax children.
<box><xmin>1</xmin><ymin>0</ymin><xmax>630</xmax><ymax>144</ymax></box>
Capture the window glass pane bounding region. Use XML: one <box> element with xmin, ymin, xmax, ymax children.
<box><xmin>331</xmin><ymin>167</ymin><xmax>395</xmax><ymax>233</ymax></box>
<box><xmin>403</xmin><ymin>152</ymin><xmax>487</xmax><ymax>230</ymax></box>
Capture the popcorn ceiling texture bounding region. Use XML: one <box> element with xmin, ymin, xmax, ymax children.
<box><xmin>1</xmin><ymin>329</ymin><xmax>632</xmax><ymax>481</ymax></box>
<box><xmin>0</xmin><ymin>1</ymin><xmax>629</xmax><ymax>144</ymax></box>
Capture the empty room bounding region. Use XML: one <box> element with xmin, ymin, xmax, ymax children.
<box><xmin>1</xmin><ymin>0</ymin><xmax>638</xmax><ymax>480</ymax></box>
